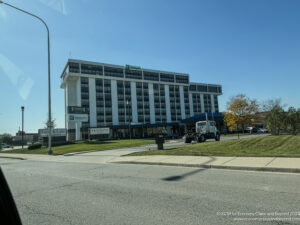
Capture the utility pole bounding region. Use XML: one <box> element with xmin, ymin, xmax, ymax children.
<box><xmin>21</xmin><ymin>106</ymin><xmax>24</xmax><ymax>148</ymax></box>
<box><xmin>127</xmin><ymin>99</ymin><xmax>131</xmax><ymax>139</ymax></box>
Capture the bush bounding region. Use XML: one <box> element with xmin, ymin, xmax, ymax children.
<box><xmin>28</xmin><ymin>143</ymin><xmax>42</xmax><ymax>150</ymax></box>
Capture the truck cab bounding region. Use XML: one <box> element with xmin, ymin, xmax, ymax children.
<box><xmin>183</xmin><ymin>121</ymin><xmax>221</xmax><ymax>143</ymax></box>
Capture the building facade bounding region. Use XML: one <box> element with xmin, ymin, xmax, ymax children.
<box><xmin>60</xmin><ymin>59</ymin><xmax>222</xmax><ymax>140</ymax></box>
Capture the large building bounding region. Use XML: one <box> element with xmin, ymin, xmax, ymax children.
<box><xmin>60</xmin><ymin>59</ymin><xmax>222</xmax><ymax>140</ymax></box>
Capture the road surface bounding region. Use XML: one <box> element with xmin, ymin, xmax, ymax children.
<box><xmin>0</xmin><ymin>157</ymin><xmax>299</xmax><ymax>225</ymax></box>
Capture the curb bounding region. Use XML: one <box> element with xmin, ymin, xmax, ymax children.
<box><xmin>114</xmin><ymin>161</ymin><xmax>300</xmax><ymax>173</ymax></box>
<box><xmin>0</xmin><ymin>156</ymin><xmax>25</xmax><ymax>160</ymax></box>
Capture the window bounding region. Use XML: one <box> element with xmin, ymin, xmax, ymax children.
<box><xmin>175</xmin><ymin>75</ymin><xmax>189</xmax><ymax>84</ymax></box>
<box><xmin>197</xmin><ymin>85</ymin><xmax>207</xmax><ymax>92</ymax></box>
<box><xmin>81</xmin><ymin>77</ymin><xmax>88</xmax><ymax>84</ymax></box>
<box><xmin>208</xmin><ymin>86</ymin><xmax>218</xmax><ymax>93</ymax></box>
<box><xmin>81</xmin><ymin>64</ymin><xmax>103</xmax><ymax>75</ymax></box>
<box><xmin>96</xmin><ymin>79</ymin><xmax>103</xmax><ymax>86</ymax></box>
<box><xmin>136</xmin><ymin>82</ymin><xmax>142</xmax><ymax>88</ymax></box>
<box><xmin>143</xmin><ymin>71</ymin><xmax>159</xmax><ymax>81</ymax></box>
<box><xmin>160</xmin><ymin>73</ymin><xmax>174</xmax><ymax>82</ymax></box>
<box><xmin>69</xmin><ymin>62</ymin><xmax>80</xmax><ymax>73</ymax></box>
<box><xmin>104</xmin><ymin>79</ymin><xmax>111</xmax><ymax>87</ymax></box>
<box><xmin>125</xmin><ymin>69</ymin><xmax>142</xmax><ymax>80</ymax></box>
<box><xmin>189</xmin><ymin>85</ymin><xmax>197</xmax><ymax>91</ymax></box>
<box><xmin>218</xmin><ymin>86</ymin><xmax>222</xmax><ymax>93</ymax></box>
<box><xmin>104</xmin><ymin>66</ymin><xmax>124</xmax><ymax>78</ymax></box>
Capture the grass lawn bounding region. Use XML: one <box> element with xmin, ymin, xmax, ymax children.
<box><xmin>221</xmin><ymin>133</ymin><xmax>251</xmax><ymax>136</ymax></box>
<box><xmin>127</xmin><ymin>135</ymin><xmax>300</xmax><ymax>157</ymax></box>
<box><xmin>1</xmin><ymin>139</ymin><xmax>154</xmax><ymax>155</ymax></box>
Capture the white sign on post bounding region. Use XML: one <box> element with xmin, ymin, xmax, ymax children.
<box><xmin>89</xmin><ymin>128</ymin><xmax>110</xmax><ymax>135</ymax></box>
<box><xmin>39</xmin><ymin>128</ymin><xmax>67</xmax><ymax>137</ymax></box>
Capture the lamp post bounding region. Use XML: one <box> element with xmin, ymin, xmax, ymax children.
<box><xmin>21</xmin><ymin>106</ymin><xmax>24</xmax><ymax>149</ymax></box>
<box><xmin>1</xmin><ymin>1</ymin><xmax>53</xmax><ymax>154</ymax></box>
<box><xmin>126</xmin><ymin>99</ymin><xmax>131</xmax><ymax>139</ymax></box>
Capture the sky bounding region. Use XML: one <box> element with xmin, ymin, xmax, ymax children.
<box><xmin>0</xmin><ymin>0</ymin><xmax>300</xmax><ymax>135</ymax></box>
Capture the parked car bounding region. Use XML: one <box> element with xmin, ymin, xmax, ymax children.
<box><xmin>257</xmin><ymin>128</ymin><xmax>268</xmax><ymax>133</ymax></box>
<box><xmin>244</xmin><ymin>127</ymin><xmax>252</xmax><ymax>133</ymax></box>
<box><xmin>251</xmin><ymin>127</ymin><xmax>258</xmax><ymax>133</ymax></box>
<box><xmin>1</xmin><ymin>143</ymin><xmax>10</xmax><ymax>148</ymax></box>
<box><xmin>245</xmin><ymin>127</ymin><xmax>257</xmax><ymax>134</ymax></box>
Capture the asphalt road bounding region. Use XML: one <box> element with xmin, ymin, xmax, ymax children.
<box><xmin>1</xmin><ymin>157</ymin><xmax>299</xmax><ymax>225</ymax></box>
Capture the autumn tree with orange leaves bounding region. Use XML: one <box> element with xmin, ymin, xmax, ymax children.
<box><xmin>224</xmin><ymin>94</ymin><xmax>260</xmax><ymax>134</ymax></box>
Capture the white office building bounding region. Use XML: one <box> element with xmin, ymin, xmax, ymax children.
<box><xmin>60</xmin><ymin>59</ymin><xmax>222</xmax><ymax>140</ymax></box>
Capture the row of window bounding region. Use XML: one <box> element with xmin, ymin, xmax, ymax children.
<box><xmin>184</xmin><ymin>86</ymin><xmax>190</xmax><ymax>117</ymax></box>
<box><xmin>137</xmin><ymin>82</ymin><xmax>150</xmax><ymax>123</ymax></box>
<box><xmin>80</xmin><ymin>78</ymin><xmax>90</xmax><ymax>128</ymax></box>
<box><xmin>192</xmin><ymin>94</ymin><xmax>219</xmax><ymax>114</ymax></box>
<box><xmin>67</xmin><ymin>62</ymin><xmax>189</xmax><ymax>84</ymax></box>
<box><xmin>116</xmin><ymin>81</ymin><xmax>132</xmax><ymax>124</ymax></box>
<box><xmin>189</xmin><ymin>84</ymin><xmax>222</xmax><ymax>93</ymax></box>
<box><xmin>153</xmin><ymin>84</ymin><xmax>167</xmax><ymax>123</ymax></box>
<box><xmin>94</xmin><ymin>79</ymin><xmax>112</xmax><ymax>124</ymax></box>
<box><xmin>169</xmin><ymin>85</ymin><xmax>182</xmax><ymax>121</ymax></box>
<box><xmin>192</xmin><ymin>93</ymin><xmax>202</xmax><ymax>114</ymax></box>
<box><xmin>204</xmin><ymin>94</ymin><xmax>212</xmax><ymax>113</ymax></box>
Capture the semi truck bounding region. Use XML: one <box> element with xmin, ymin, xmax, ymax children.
<box><xmin>183</xmin><ymin>120</ymin><xmax>221</xmax><ymax>143</ymax></box>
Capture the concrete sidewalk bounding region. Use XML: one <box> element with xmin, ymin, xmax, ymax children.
<box><xmin>110</xmin><ymin>155</ymin><xmax>300</xmax><ymax>173</ymax></box>
<box><xmin>1</xmin><ymin>152</ymin><xmax>300</xmax><ymax>173</ymax></box>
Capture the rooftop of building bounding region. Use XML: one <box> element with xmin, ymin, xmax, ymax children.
<box><xmin>60</xmin><ymin>58</ymin><xmax>222</xmax><ymax>91</ymax></box>
<box><xmin>61</xmin><ymin>58</ymin><xmax>189</xmax><ymax>78</ymax></box>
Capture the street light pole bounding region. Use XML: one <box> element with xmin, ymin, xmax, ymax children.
<box><xmin>21</xmin><ymin>106</ymin><xmax>24</xmax><ymax>149</ymax></box>
<box><xmin>0</xmin><ymin>1</ymin><xmax>53</xmax><ymax>154</ymax></box>
<box><xmin>126</xmin><ymin>99</ymin><xmax>131</xmax><ymax>139</ymax></box>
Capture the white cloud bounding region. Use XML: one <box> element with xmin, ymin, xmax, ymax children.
<box><xmin>0</xmin><ymin>53</ymin><xmax>22</xmax><ymax>85</ymax></box>
<box><xmin>0</xmin><ymin>53</ymin><xmax>34</xmax><ymax>100</ymax></box>
<box><xmin>18</xmin><ymin>77</ymin><xmax>34</xmax><ymax>100</ymax></box>
<box><xmin>0</xmin><ymin>7</ymin><xmax>7</xmax><ymax>20</ymax></box>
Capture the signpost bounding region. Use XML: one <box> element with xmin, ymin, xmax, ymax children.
<box><xmin>38</xmin><ymin>128</ymin><xmax>67</xmax><ymax>146</ymax></box>
<box><xmin>39</xmin><ymin>128</ymin><xmax>67</xmax><ymax>137</ymax></box>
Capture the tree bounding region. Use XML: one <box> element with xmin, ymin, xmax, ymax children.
<box><xmin>265</xmin><ymin>105</ymin><xmax>285</xmax><ymax>135</ymax></box>
<box><xmin>0</xmin><ymin>133</ymin><xmax>13</xmax><ymax>145</ymax></box>
<box><xmin>284</xmin><ymin>107</ymin><xmax>300</xmax><ymax>135</ymax></box>
<box><xmin>262</xmin><ymin>99</ymin><xmax>283</xmax><ymax>112</ymax></box>
<box><xmin>224</xmin><ymin>94</ymin><xmax>260</xmax><ymax>134</ymax></box>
